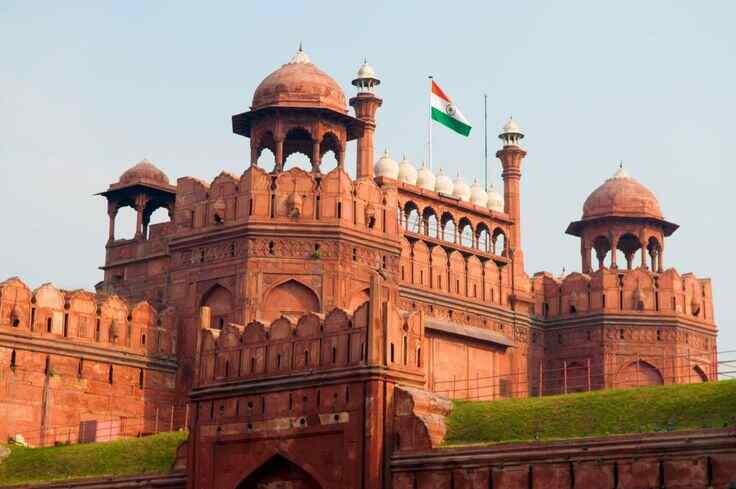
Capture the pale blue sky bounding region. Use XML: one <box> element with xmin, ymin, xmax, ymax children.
<box><xmin>1</xmin><ymin>2</ymin><xmax>734</xmax><ymax>348</ymax></box>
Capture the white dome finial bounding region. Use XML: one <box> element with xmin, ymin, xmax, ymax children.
<box><xmin>288</xmin><ymin>43</ymin><xmax>311</xmax><ymax>64</ymax></box>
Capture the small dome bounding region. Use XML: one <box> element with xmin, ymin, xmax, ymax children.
<box><xmin>502</xmin><ymin>117</ymin><xmax>522</xmax><ymax>134</ymax></box>
<box><xmin>356</xmin><ymin>61</ymin><xmax>377</xmax><ymax>79</ymax></box>
<box><xmin>469</xmin><ymin>179</ymin><xmax>488</xmax><ymax>206</ymax></box>
<box><xmin>486</xmin><ymin>183</ymin><xmax>504</xmax><ymax>212</ymax></box>
<box><xmin>416</xmin><ymin>162</ymin><xmax>435</xmax><ymax>190</ymax></box>
<box><xmin>582</xmin><ymin>167</ymin><xmax>662</xmax><ymax>220</ymax></box>
<box><xmin>252</xmin><ymin>46</ymin><xmax>347</xmax><ymax>114</ymax></box>
<box><xmin>119</xmin><ymin>159</ymin><xmax>170</xmax><ymax>185</ymax></box>
<box><xmin>374</xmin><ymin>149</ymin><xmax>399</xmax><ymax>179</ymax></box>
<box><xmin>452</xmin><ymin>173</ymin><xmax>471</xmax><ymax>201</ymax></box>
<box><xmin>397</xmin><ymin>155</ymin><xmax>418</xmax><ymax>185</ymax></box>
<box><xmin>434</xmin><ymin>168</ymin><xmax>453</xmax><ymax>194</ymax></box>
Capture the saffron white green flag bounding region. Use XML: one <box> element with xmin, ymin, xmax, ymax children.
<box><xmin>431</xmin><ymin>80</ymin><xmax>472</xmax><ymax>137</ymax></box>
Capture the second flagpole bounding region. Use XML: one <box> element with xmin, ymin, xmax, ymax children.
<box><xmin>428</xmin><ymin>75</ymin><xmax>433</xmax><ymax>171</ymax></box>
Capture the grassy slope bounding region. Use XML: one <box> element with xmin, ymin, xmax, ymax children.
<box><xmin>0</xmin><ymin>431</ymin><xmax>187</xmax><ymax>487</ymax></box>
<box><xmin>445</xmin><ymin>380</ymin><xmax>736</xmax><ymax>446</ymax></box>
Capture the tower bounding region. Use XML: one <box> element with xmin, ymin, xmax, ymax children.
<box><xmin>496</xmin><ymin>118</ymin><xmax>527</xmax><ymax>265</ymax></box>
<box><xmin>350</xmin><ymin>60</ymin><xmax>383</xmax><ymax>179</ymax></box>
<box><xmin>565</xmin><ymin>166</ymin><xmax>678</xmax><ymax>273</ymax></box>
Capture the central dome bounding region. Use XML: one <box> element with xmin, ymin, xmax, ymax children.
<box><xmin>251</xmin><ymin>48</ymin><xmax>347</xmax><ymax>114</ymax></box>
<box><xmin>582</xmin><ymin>167</ymin><xmax>663</xmax><ymax>220</ymax></box>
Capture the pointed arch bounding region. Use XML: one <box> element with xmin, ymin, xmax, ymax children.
<box><xmin>261</xmin><ymin>279</ymin><xmax>320</xmax><ymax>323</ymax></box>
<box><xmin>200</xmin><ymin>284</ymin><xmax>234</xmax><ymax>330</ymax></box>
<box><xmin>615</xmin><ymin>360</ymin><xmax>664</xmax><ymax>388</ymax></box>
<box><xmin>347</xmin><ymin>288</ymin><xmax>370</xmax><ymax>313</ymax></box>
<box><xmin>691</xmin><ymin>365</ymin><xmax>708</xmax><ymax>383</ymax></box>
<box><xmin>235</xmin><ymin>453</ymin><xmax>323</xmax><ymax>489</ymax></box>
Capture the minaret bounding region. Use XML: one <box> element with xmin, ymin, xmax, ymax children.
<box><xmin>496</xmin><ymin>118</ymin><xmax>527</xmax><ymax>263</ymax></box>
<box><xmin>350</xmin><ymin>59</ymin><xmax>383</xmax><ymax>179</ymax></box>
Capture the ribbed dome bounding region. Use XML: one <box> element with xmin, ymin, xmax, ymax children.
<box><xmin>469</xmin><ymin>179</ymin><xmax>488</xmax><ymax>206</ymax></box>
<box><xmin>435</xmin><ymin>168</ymin><xmax>453</xmax><ymax>194</ymax></box>
<box><xmin>119</xmin><ymin>159</ymin><xmax>169</xmax><ymax>185</ymax></box>
<box><xmin>582</xmin><ymin>167</ymin><xmax>663</xmax><ymax>220</ymax></box>
<box><xmin>251</xmin><ymin>47</ymin><xmax>347</xmax><ymax>114</ymax></box>
<box><xmin>416</xmin><ymin>162</ymin><xmax>435</xmax><ymax>190</ymax></box>
<box><xmin>486</xmin><ymin>183</ymin><xmax>504</xmax><ymax>212</ymax></box>
<box><xmin>397</xmin><ymin>156</ymin><xmax>418</xmax><ymax>185</ymax></box>
<box><xmin>374</xmin><ymin>149</ymin><xmax>399</xmax><ymax>179</ymax></box>
<box><xmin>452</xmin><ymin>173</ymin><xmax>471</xmax><ymax>201</ymax></box>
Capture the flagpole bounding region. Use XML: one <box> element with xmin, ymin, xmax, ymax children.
<box><xmin>484</xmin><ymin>93</ymin><xmax>488</xmax><ymax>190</ymax></box>
<box><xmin>428</xmin><ymin>75</ymin><xmax>433</xmax><ymax>171</ymax></box>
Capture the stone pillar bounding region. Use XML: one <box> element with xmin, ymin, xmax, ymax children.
<box><xmin>134</xmin><ymin>194</ymin><xmax>149</xmax><ymax>240</ymax></box>
<box><xmin>610</xmin><ymin>234</ymin><xmax>618</xmax><ymax>269</ymax></box>
<box><xmin>657</xmin><ymin>248</ymin><xmax>663</xmax><ymax>272</ymax></box>
<box><xmin>350</xmin><ymin>93</ymin><xmax>383</xmax><ymax>180</ymax></box>
<box><xmin>274</xmin><ymin>138</ymin><xmax>284</xmax><ymax>172</ymax></box>
<box><xmin>107</xmin><ymin>204</ymin><xmax>118</xmax><ymax>242</ymax></box>
<box><xmin>311</xmin><ymin>139</ymin><xmax>321</xmax><ymax>172</ymax></box>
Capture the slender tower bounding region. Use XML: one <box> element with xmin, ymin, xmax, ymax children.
<box><xmin>350</xmin><ymin>60</ymin><xmax>383</xmax><ymax>179</ymax></box>
<box><xmin>496</xmin><ymin>118</ymin><xmax>527</xmax><ymax>265</ymax></box>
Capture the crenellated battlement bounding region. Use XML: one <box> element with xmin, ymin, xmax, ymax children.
<box><xmin>173</xmin><ymin>166</ymin><xmax>401</xmax><ymax>239</ymax></box>
<box><xmin>532</xmin><ymin>267</ymin><xmax>715</xmax><ymax>326</ymax></box>
<box><xmin>0</xmin><ymin>277</ymin><xmax>178</xmax><ymax>358</ymax></box>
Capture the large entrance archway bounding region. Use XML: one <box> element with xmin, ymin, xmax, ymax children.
<box><xmin>614</xmin><ymin>360</ymin><xmax>664</xmax><ymax>388</ymax></box>
<box><xmin>236</xmin><ymin>455</ymin><xmax>322</xmax><ymax>489</ymax></box>
<box><xmin>261</xmin><ymin>279</ymin><xmax>320</xmax><ymax>323</ymax></box>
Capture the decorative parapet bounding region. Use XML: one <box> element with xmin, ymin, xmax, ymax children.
<box><xmin>393</xmin><ymin>386</ymin><xmax>453</xmax><ymax>451</ymax></box>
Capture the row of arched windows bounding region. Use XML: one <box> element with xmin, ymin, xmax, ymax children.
<box><xmin>399</xmin><ymin>201</ymin><xmax>508</xmax><ymax>256</ymax></box>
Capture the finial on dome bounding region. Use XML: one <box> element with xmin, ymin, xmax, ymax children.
<box><xmin>611</xmin><ymin>163</ymin><xmax>630</xmax><ymax>180</ymax></box>
<box><xmin>288</xmin><ymin>43</ymin><xmax>311</xmax><ymax>64</ymax></box>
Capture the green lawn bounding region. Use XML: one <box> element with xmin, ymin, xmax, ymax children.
<box><xmin>0</xmin><ymin>431</ymin><xmax>187</xmax><ymax>487</ymax></box>
<box><xmin>444</xmin><ymin>380</ymin><xmax>736</xmax><ymax>446</ymax></box>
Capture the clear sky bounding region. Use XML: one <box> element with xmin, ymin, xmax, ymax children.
<box><xmin>1</xmin><ymin>1</ymin><xmax>734</xmax><ymax>349</ymax></box>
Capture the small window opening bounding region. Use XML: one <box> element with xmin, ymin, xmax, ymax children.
<box><xmin>619</xmin><ymin>329</ymin><xmax>625</xmax><ymax>339</ymax></box>
<box><xmin>12</xmin><ymin>317</ymin><xmax>19</xmax><ymax>328</ymax></box>
<box><xmin>304</xmin><ymin>349</ymin><xmax>309</xmax><ymax>366</ymax></box>
<box><xmin>95</xmin><ymin>318</ymin><xmax>101</xmax><ymax>342</ymax></box>
<box><xmin>251</xmin><ymin>357</ymin><xmax>256</xmax><ymax>373</ymax></box>
<box><xmin>569</xmin><ymin>305</ymin><xmax>577</xmax><ymax>314</ymax></box>
<box><xmin>138</xmin><ymin>368</ymin><xmax>144</xmax><ymax>388</ymax></box>
<box><xmin>390</xmin><ymin>343</ymin><xmax>395</xmax><ymax>363</ymax></box>
<box><xmin>141</xmin><ymin>334</ymin><xmax>146</xmax><ymax>346</ymax></box>
<box><xmin>402</xmin><ymin>336</ymin><xmax>408</xmax><ymax>365</ymax></box>
<box><xmin>337</xmin><ymin>202</ymin><xmax>342</xmax><ymax>218</ymax></box>
<box><xmin>268</xmin><ymin>241</ymin><xmax>275</xmax><ymax>255</ymax></box>
<box><xmin>108</xmin><ymin>365</ymin><xmax>114</xmax><ymax>384</ymax></box>
<box><xmin>656</xmin><ymin>329</ymin><xmax>662</xmax><ymax>341</ymax></box>
<box><xmin>315</xmin><ymin>195</ymin><xmax>320</xmax><ymax>219</ymax></box>
<box><xmin>248</xmin><ymin>198</ymin><xmax>254</xmax><ymax>216</ymax></box>
<box><xmin>214</xmin><ymin>213</ymin><xmax>223</xmax><ymax>224</ymax></box>
<box><xmin>276</xmin><ymin>353</ymin><xmax>282</xmax><ymax>369</ymax></box>
<box><xmin>225</xmin><ymin>360</ymin><xmax>230</xmax><ymax>377</ymax></box>
<box><xmin>360</xmin><ymin>342</ymin><xmax>365</xmax><ymax>361</ymax></box>
<box><xmin>46</xmin><ymin>317</ymin><xmax>52</xmax><ymax>333</ymax></box>
<box><xmin>30</xmin><ymin>307</ymin><xmax>36</xmax><ymax>328</ymax></box>
<box><xmin>45</xmin><ymin>356</ymin><xmax>51</xmax><ymax>376</ymax></box>
<box><xmin>352</xmin><ymin>248</ymin><xmax>357</xmax><ymax>261</ymax></box>
<box><xmin>10</xmin><ymin>350</ymin><xmax>16</xmax><ymax>370</ymax></box>
<box><xmin>382</xmin><ymin>255</ymin><xmax>387</xmax><ymax>269</ymax></box>
<box><xmin>331</xmin><ymin>346</ymin><xmax>337</xmax><ymax>364</ymax></box>
<box><xmin>288</xmin><ymin>393</ymin><xmax>293</xmax><ymax>411</ymax></box>
<box><xmin>417</xmin><ymin>347</ymin><xmax>422</xmax><ymax>368</ymax></box>
<box><xmin>77</xmin><ymin>358</ymin><xmax>84</xmax><ymax>378</ymax></box>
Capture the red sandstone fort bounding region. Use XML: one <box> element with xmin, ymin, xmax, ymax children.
<box><xmin>0</xmin><ymin>48</ymin><xmax>727</xmax><ymax>488</ymax></box>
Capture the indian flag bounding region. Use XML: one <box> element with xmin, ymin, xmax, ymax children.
<box><xmin>431</xmin><ymin>80</ymin><xmax>472</xmax><ymax>137</ymax></box>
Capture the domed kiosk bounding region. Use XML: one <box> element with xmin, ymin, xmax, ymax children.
<box><xmin>566</xmin><ymin>166</ymin><xmax>678</xmax><ymax>273</ymax></box>
<box><xmin>232</xmin><ymin>46</ymin><xmax>379</xmax><ymax>175</ymax></box>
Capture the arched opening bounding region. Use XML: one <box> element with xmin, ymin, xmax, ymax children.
<box><xmin>691</xmin><ymin>365</ymin><xmax>708</xmax><ymax>383</ymax></box>
<box><xmin>458</xmin><ymin>218</ymin><xmax>474</xmax><ymax>248</ymax></box>
<box><xmin>592</xmin><ymin>235</ymin><xmax>611</xmax><ymax>270</ymax></box>
<box><xmin>564</xmin><ymin>362</ymin><xmax>588</xmax><ymax>393</ymax></box>
<box><xmin>144</xmin><ymin>205</ymin><xmax>171</xmax><ymax>239</ymax></box>
<box><xmin>614</xmin><ymin>360</ymin><xmax>664</xmax><ymax>388</ymax></box>
<box><xmin>440</xmin><ymin>212</ymin><xmax>456</xmax><ymax>243</ymax></box>
<box><xmin>617</xmin><ymin>233</ymin><xmax>642</xmax><ymax>270</ymax></box>
<box><xmin>235</xmin><ymin>454</ymin><xmax>322</xmax><ymax>489</ymax></box>
<box><xmin>476</xmin><ymin>223</ymin><xmax>491</xmax><ymax>252</ymax></box>
<box><xmin>284</xmin><ymin>127</ymin><xmax>314</xmax><ymax>172</ymax></box>
<box><xmin>422</xmin><ymin>207</ymin><xmax>439</xmax><ymax>238</ymax></box>
<box><xmin>261</xmin><ymin>280</ymin><xmax>320</xmax><ymax>323</ymax></box>
<box><xmin>492</xmin><ymin>228</ymin><xmax>507</xmax><ymax>256</ymax></box>
<box><xmin>319</xmin><ymin>132</ymin><xmax>341</xmax><ymax>172</ymax></box>
<box><xmin>201</xmin><ymin>285</ymin><xmax>234</xmax><ymax>330</ymax></box>
<box><xmin>114</xmin><ymin>205</ymin><xmax>138</xmax><ymax>240</ymax></box>
<box><xmin>255</xmin><ymin>131</ymin><xmax>276</xmax><ymax>167</ymax></box>
<box><xmin>403</xmin><ymin>202</ymin><xmax>420</xmax><ymax>233</ymax></box>
<box><xmin>347</xmin><ymin>288</ymin><xmax>370</xmax><ymax>313</ymax></box>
